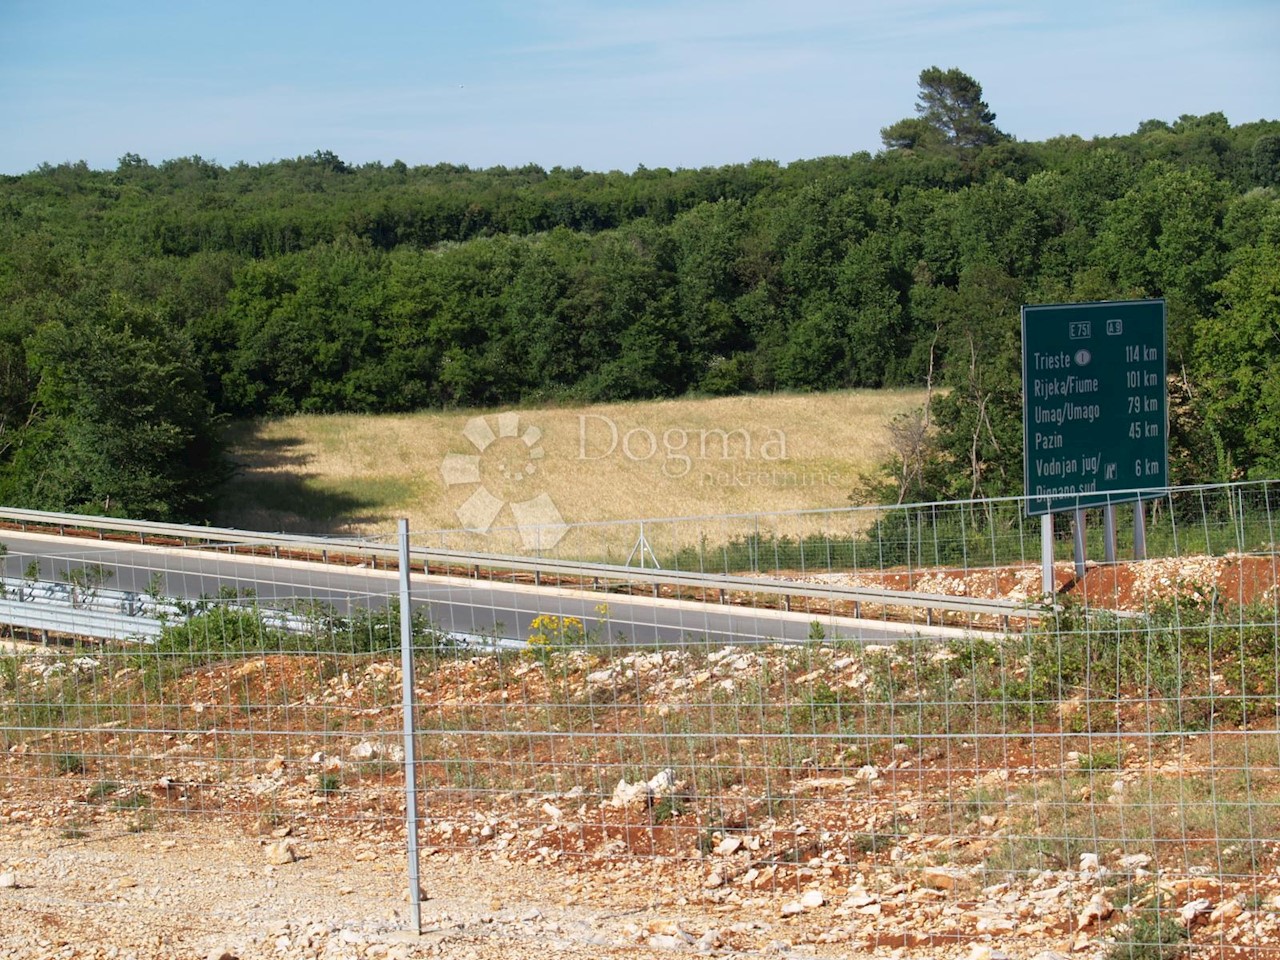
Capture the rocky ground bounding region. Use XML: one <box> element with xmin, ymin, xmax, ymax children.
<box><xmin>4</xmin><ymin>806</ymin><xmax>1280</xmax><ymax>960</ymax></box>
<box><xmin>779</xmin><ymin>553</ymin><xmax>1280</xmax><ymax>619</ymax></box>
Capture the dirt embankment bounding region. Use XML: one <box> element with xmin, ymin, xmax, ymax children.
<box><xmin>4</xmin><ymin>551</ymin><xmax>1280</xmax><ymax>959</ymax></box>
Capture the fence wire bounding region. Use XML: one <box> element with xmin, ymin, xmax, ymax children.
<box><xmin>2</xmin><ymin>479</ymin><xmax>1279</xmax><ymax>955</ymax></box>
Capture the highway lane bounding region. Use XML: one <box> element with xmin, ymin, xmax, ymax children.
<box><xmin>0</xmin><ymin>531</ymin><xmax>980</xmax><ymax>647</ymax></box>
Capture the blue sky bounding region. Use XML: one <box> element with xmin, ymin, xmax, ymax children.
<box><xmin>1</xmin><ymin>1</ymin><xmax>1276</xmax><ymax>175</ymax></box>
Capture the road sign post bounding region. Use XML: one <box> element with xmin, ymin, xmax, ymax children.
<box><xmin>1022</xmin><ymin>299</ymin><xmax>1167</xmax><ymax>589</ymax></box>
<box><xmin>1040</xmin><ymin>513</ymin><xmax>1054</xmax><ymax>597</ymax></box>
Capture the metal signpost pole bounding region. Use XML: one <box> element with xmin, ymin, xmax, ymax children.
<box><xmin>1133</xmin><ymin>500</ymin><xmax>1147</xmax><ymax>560</ymax></box>
<box><xmin>1103</xmin><ymin>504</ymin><xmax>1118</xmax><ymax>563</ymax></box>
<box><xmin>1041</xmin><ymin>513</ymin><xmax>1055</xmax><ymax>597</ymax></box>
<box><xmin>398</xmin><ymin>518</ymin><xmax>423</xmax><ymax>934</ymax></box>
<box><xmin>1072</xmin><ymin>508</ymin><xmax>1087</xmax><ymax>581</ymax></box>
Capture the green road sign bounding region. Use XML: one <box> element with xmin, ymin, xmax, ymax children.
<box><xmin>1022</xmin><ymin>299</ymin><xmax>1167</xmax><ymax>515</ymax></box>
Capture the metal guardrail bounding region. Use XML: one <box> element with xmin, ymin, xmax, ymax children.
<box><xmin>0</xmin><ymin>575</ymin><xmax>523</xmax><ymax>649</ymax></box>
<box><xmin>0</xmin><ymin>575</ymin><xmax>322</xmax><ymax>629</ymax></box>
<box><xmin>0</xmin><ymin>507</ymin><xmax>1050</xmax><ymax>626</ymax></box>
<box><xmin>0</xmin><ymin>570</ymin><xmax>335</xmax><ymax>644</ymax></box>
<box><xmin>0</xmin><ymin>598</ymin><xmax>164</xmax><ymax>642</ymax></box>
<box><xmin>0</xmin><ymin>575</ymin><xmax>183</xmax><ymax>618</ymax></box>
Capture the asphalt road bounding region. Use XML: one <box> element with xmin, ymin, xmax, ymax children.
<box><xmin>0</xmin><ymin>531</ymin><xmax>973</xmax><ymax>648</ymax></box>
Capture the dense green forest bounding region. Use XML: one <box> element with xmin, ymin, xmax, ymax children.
<box><xmin>1</xmin><ymin>69</ymin><xmax>1278</xmax><ymax>521</ymax></box>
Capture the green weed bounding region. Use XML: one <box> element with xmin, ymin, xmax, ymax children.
<box><xmin>54</xmin><ymin>752</ymin><xmax>87</xmax><ymax>775</ymax></box>
<box><xmin>651</xmin><ymin>795</ymin><xmax>682</xmax><ymax>823</ymax></box>
<box><xmin>87</xmin><ymin>780</ymin><xmax>121</xmax><ymax>802</ymax></box>
<box><xmin>1079</xmin><ymin>749</ymin><xmax>1123</xmax><ymax>771</ymax></box>
<box><xmin>1105</xmin><ymin>911</ymin><xmax>1187</xmax><ymax>960</ymax></box>
<box><xmin>111</xmin><ymin>791</ymin><xmax>152</xmax><ymax>811</ymax></box>
<box><xmin>317</xmin><ymin>772</ymin><xmax>342</xmax><ymax>795</ymax></box>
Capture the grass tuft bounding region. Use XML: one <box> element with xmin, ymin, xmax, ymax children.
<box><xmin>1106</xmin><ymin>911</ymin><xmax>1188</xmax><ymax>960</ymax></box>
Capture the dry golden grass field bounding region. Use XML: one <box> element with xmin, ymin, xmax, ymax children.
<box><xmin>216</xmin><ymin>390</ymin><xmax>927</xmax><ymax>556</ymax></box>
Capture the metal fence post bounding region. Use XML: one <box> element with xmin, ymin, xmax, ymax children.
<box><xmin>398</xmin><ymin>518</ymin><xmax>423</xmax><ymax>934</ymax></box>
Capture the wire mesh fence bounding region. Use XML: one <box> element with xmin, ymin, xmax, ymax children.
<box><xmin>418</xmin><ymin>478</ymin><xmax>1280</xmax><ymax>578</ymax></box>
<box><xmin>2</xmin><ymin>479</ymin><xmax>1280</xmax><ymax>954</ymax></box>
